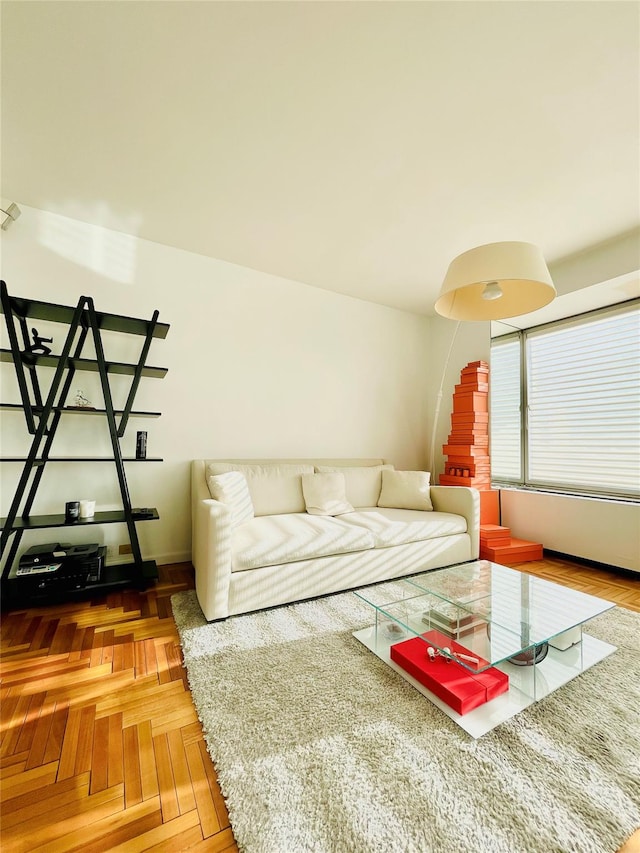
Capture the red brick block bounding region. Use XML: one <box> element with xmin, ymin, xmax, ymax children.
<box><xmin>453</xmin><ymin>392</ymin><xmax>488</xmax><ymax>413</ymax></box>
<box><xmin>389</xmin><ymin>630</ymin><xmax>509</xmax><ymax>715</ymax></box>
<box><xmin>451</xmin><ymin>412</ymin><xmax>489</xmax><ymax>425</ymax></box>
<box><xmin>442</xmin><ymin>444</ymin><xmax>488</xmax><ymax>456</ymax></box>
<box><xmin>481</xmin><ymin>538</ymin><xmax>544</xmax><ymax>565</ymax></box>
<box><xmin>455</xmin><ymin>381</ymin><xmax>489</xmax><ymax>394</ymax></box>
<box><xmin>460</xmin><ymin>371</ymin><xmax>489</xmax><ymax>381</ymax></box>
<box><xmin>449</xmin><ymin>432</ymin><xmax>489</xmax><ymax>443</ymax></box>
<box><xmin>479</xmin><ymin>490</ymin><xmax>500</xmax><ymax>524</ymax></box>
<box><xmin>446</xmin><ymin>463</ymin><xmax>490</xmax><ymax>478</ymax></box>
<box><xmin>443</xmin><ymin>455</ymin><xmax>478</xmax><ymax>466</ymax></box>
<box><xmin>479</xmin><ymin>524</ymin><xmax>511</xmax><ymax>548</ymax></box>
<box><xmin>446</xmin><ymin>435</ymin><xmax>489</xmax><ymax>446</ymax></box>
<box><xmin>438</xmin><ymin>474</ymin><xmax>492</xmax><ymax>488</ymax></box>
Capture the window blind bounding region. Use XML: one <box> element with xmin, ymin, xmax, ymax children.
<box><xmin>490</xmin><ymin>301</ymin><xmax>640</xmax><ymax>500</ymax></box>
<box><xmin>489</xmin><ymin>336</ymin><xmax>522</xmax><ymax>482</ymax></box>
<box><xmin>526</xmin><ymin>305</ymin><xmax>639</xmax><ymax>497</ymax></box>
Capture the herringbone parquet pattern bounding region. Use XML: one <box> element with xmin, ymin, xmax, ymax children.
<box><xmin>1</xmin><ymin>556</ymin><xmax>638</xmax><ymax>851</ymax></box>
<box><xmin>1</xmin><ymin>564</ymin><xmax>237</xmax><ymax>852</ymax></box>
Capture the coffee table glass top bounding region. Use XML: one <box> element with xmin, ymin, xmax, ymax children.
<box><xmin>354</xmin><ymin>560</ymin><xmax>615</xmax><ymax>672</ymax></box>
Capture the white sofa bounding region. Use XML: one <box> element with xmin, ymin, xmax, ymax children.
<box><xmin>191</xmin><ymin>458</ymin><xmax>480</xmax><ymax>621</ymax></box>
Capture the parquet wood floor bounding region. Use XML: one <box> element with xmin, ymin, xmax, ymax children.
<box><xmin>1</xmin><ymin>564</ymin><xmax>237</xmax><ymax>852</ymax></box>
<box><xmin>1</xmin><ymin>555</ymin><xmax>638</xmax><ymax>852</ymax></box>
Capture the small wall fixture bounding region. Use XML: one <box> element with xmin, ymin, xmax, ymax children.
<box><xmin>435</xmin><ymin>241</ymin><xmax>556</xmax><ymax>321</ymax></box>
<box><xmin>1</xmin><ymin>202</ymin><xmax>21</xmax><ymax>231</ymax></box>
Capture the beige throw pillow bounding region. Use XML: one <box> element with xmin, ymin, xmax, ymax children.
<box><xmin>207</xmin><ymin>471</ymin><xmax>255</xmax><ymax>526</ymax></box>
<box><xmin>378</xmin><ymin>469</ymin><xmax>433</xmax><ymax>512</ymax></box>
<box><xmin>315</xmin><ymin>464</ymin><xmax>394</xmax><ymax>507</ymax></box>
<box><xmin>302</xmin><ymin>473</ymin><xmax>354</xmax><ymax>516</ymax></box>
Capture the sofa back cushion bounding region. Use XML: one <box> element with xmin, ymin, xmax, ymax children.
<box><xmin>315</xmin><ymin>464</ymin><xmax>394</xmax><ymax>508</ymax></box>
<box><xmin>206</xmin><ymin>462</ymin><xmax>314</xmax><ymax>516</ymax></box>
<box><xmin>301</xmin><ymin>473</ymin><xmax>354</xmax><ymax>516</ymax></box>
<box><xmin>378</xmin><ymin>469</ymin><xmax>433</xmax><ymax>511</ymax></box>
<box><xmin>207</xmin><ymin>471</ymin><xmax>255</xmax><ymax>527</ymax></box>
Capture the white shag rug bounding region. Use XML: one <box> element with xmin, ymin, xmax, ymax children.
<box><xmin>171</xmin><ymin>587</ymin><xmax>640</xmax><ymax>853</ymax></box>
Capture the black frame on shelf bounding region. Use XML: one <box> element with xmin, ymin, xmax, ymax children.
<box><xmin>0</xmin><ymin>280</ymin><xmax>169</xmax><ymax>604</ymax></box>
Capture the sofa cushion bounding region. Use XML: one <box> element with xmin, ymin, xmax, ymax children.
<box><xmin>338</xmin><ymin>507</ymin><xmax>467</xmax><ymax>548</ymax></box>
<box><xmin>207</xmin><ymin>471</ymin><xmax>254</xmax><ymax>527</ymax></box>
<box><xmin>231</xmin><ymin>513</ymin><xmax>375</xmax><ymax>571</ymax></box>
<box><xmin>302</xmin><ymin>473</ymin><xmax>354</xmax><ymax>516</ymax></box>
<box><xmin>314</xmin><ymin>464</ymin><xmax>394</xmax><ymax>508</ymax></box>
<box><xmin>378</xmin><ymin>469</ymin><xmax>433</xmax><ymax>512</ymax></box>
<box><xmin>206</xmin><ymin>463</ymin><xmax>314</xmax><ymax>516</ymax></box>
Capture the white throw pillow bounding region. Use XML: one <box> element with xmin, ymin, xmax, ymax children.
<box><xmin>302</xmin><ymin>473</ymin><xmax>354</xmax><ymax>516</ymax></box>
<box><xmin>315</xmin><ymin>464</ymin><xmax>394</xmax><ymax>508</ymax></box>
<box><xmin>207</xmin><ymin>471</ymin><xmax>255</xmax><ymax>526</ymax></box>
<box><xmin>378</xmin><ymin>469</ymin><xmax>433</xmax><ymax>512</ymax></box>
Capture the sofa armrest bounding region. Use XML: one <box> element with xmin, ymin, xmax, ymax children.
<box><xmin>430</xmin><ymin>486</ymin><xmax>480</xmax><ymax>559</ymax></box>
<box><xmin>193</xmin><ymin>498</ymin><xmax>234</xmax><ymax>621</ymax></box>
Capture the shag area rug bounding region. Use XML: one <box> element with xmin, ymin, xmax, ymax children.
<box><xmin>171</xmin><ymin>587</ymin><xmax>640</xmax><ymax>853</ymax></box>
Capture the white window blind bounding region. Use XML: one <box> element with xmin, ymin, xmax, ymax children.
<box><xmin>525</xmin><ymin>304</ymin><xmax>639</xmax><ymax>497</ymax></box>
<box><xmin>489</xmin><ymin>336</ymin><xmax>522</xmax><ymax>482</ymax></box>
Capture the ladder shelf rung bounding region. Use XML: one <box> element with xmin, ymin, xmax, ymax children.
<box><xmin>1</xmin><ymin>509</ymin><xmax>160</xmax><ymax>531</ymax></box>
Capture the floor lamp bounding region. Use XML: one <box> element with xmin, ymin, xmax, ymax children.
<box><xmin>429</xmin><ymin>240</ymin><xmax>556</xmax><ymax>473</ymax></box>
<box><xmin>432</xmin><ymin>240</ymin><xmax>557</xmax><ymax>664</ymax></box>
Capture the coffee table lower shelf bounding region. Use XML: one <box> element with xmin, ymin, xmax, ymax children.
<box><xmin>353</xmin><ymin>626</ymin><xmax>616</xmax><ymax>738</ymax></box>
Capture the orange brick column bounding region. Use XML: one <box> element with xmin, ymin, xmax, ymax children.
<box><xmin>438</xmin><ymin>360</ymin><xmax>543</xmax><ymax>565</ymax></box>
<box><xmin>438</xmin><ymin>360</ymin><xmax>491</xmax><ymax>490</ymax></box>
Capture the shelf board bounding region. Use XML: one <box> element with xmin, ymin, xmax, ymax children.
<box><xmin>1</xmin><ymin>295</ymin><xmax>169</xmax><ymax>339</ymax></box>
<box><xmin>0</xmin><ymin>402</ymin><xmax>161</xmax><ymax>417</ymax></box>
<box><xmin>1</xmin><ymin>560</ymin><xmax>159</xmax><ymax>609</ymax></box>
<box><xmin>1</xmin><ymin>457</ymin><xmax>163</xmax><ymax>463</ymax></box>
<box><xmin>1</xmin><ymin>509</ymin><xmax>159</xmax><ymax>530</ymax></box>
<box><xmin>0</xmin><ymin>349</ymin><xmax>167</xmax><ymax>378</ymax></box>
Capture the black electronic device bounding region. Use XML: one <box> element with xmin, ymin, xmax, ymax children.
<box><xmin>12</xmin><ymin>543</ymin><xmax>105</xmax><ymax>593</ymax></box>
<box><xmin>19</xmin><ymin>542</ymin><xmax>100</xmax><ymax>566</ymax></box>
<box><xmin>131</xmin><ymin>507</ymin><xmax>155</xmax><ymax>519</ymax></box>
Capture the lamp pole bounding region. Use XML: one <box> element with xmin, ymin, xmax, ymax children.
<box><xmin>428</xmin><ymin>320</ymin><xmax>461</xmax><ymax>475</ymax></box>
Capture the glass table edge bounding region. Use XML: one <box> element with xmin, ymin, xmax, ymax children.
<box><xmin>353</xmin><ymin>571</ymin><xmax>618</xmax><ymax>673</ymax></box>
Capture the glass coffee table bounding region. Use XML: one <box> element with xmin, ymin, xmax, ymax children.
<box><xmin>353</xmin><ymin>560</ymin><xmax>616</xmax><ymax>737</ymax></box>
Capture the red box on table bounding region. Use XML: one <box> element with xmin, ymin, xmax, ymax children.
<box><xmin>389</xmin><ymin>630</ymin><xmax>509</xmax><ymax>715</ymax></box>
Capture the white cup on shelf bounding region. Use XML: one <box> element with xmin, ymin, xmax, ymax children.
<box><xmin>79</xmin><ymin>499</ymin><xmax>96</xmax><ymax>518</ymax></box>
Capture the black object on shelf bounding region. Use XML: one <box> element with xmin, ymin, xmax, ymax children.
<box><xmin>65</xmin><ymin>501</ymin><xmax>80</xmax><ymax>523</ymax></box>
<box><xmin>0</xmin><ymin>280</ymin><xmax>169</xmax><ymax>607</ymax></box>
<box><xmin>136</xmin><ymin>431</ymin><xmax>147</xmax><ymax>459</ymax></box>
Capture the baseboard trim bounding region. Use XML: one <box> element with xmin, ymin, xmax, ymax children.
<box><xmin>154</xmin><ymin>551</ymin><xmax>192</xmax><ymax>567</ymax></box>
<box><xmin>543</xmin><ymin>549</ymin><xmax>640</xmax><ymax>577</ymax></box>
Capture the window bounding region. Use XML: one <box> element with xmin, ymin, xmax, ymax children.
<box><xmin>490</xmin><ymin>300</ymin><xmax>640</xmax><ymax>500</ymax></box>
<box><xmin>489</xmin><ymin>336</ymin><xmax>522</xmax><ymax>482</ymax></box>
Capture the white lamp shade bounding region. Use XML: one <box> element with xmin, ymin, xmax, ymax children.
<box><xmin>435</xmin><ymin>241</ymin><xmax>556</xmax><ymax>321</ymax></box>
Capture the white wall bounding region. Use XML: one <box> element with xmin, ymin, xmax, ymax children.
<box><xmin>500</xmin><ymin>490</ymin><xmax>640</xmax><ymax>574</ymax></box>
<box><xmin>3</xmin><ymin>208</ymin><xmax>636</xmax><ymax>574</ymax></box>
<box><xmin>549</xmin><ymin>226</ymin><xmax>640</xmax><ymax>297</ymax></box>
<box><xmin>0</xmin><ymin>206</ymin><xmax>430</xmax><ymax>565</ymax></box>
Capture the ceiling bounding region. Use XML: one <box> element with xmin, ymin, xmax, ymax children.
<box><xmin>2</xmin><ymin>1</ymin><xmax>639</xmax><ymax>315</ymax></box>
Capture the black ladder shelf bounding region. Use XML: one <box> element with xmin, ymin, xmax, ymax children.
<box><xmin>0</xmin><ymin>280</ymin><xmax>169</xmax><ymax>606</ymax></box>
